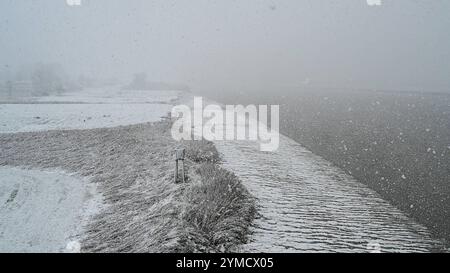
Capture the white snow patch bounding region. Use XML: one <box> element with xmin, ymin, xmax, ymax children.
<box><xmin>0</xmin><ymin>86</ymin><xmax>179</xmax><ymax>133</ymax></box>
<box><xmin>0</xmin><ymin>167</ymin><xmax>102</xmax><ymax>253</ymax></box>
<box><xmin>65</xmin><ymin>241</ymin><xmax>82</xmax><ymax>253</ymax></box>
<box><xmin>0</xmin><ymin>103</ymin><xmax>172</xmax><ymax>133</ymax></box>
<box><xmin>37</xmin><ymin>87</ymin><xmax>179</xmax><ymax>104</ymax></box>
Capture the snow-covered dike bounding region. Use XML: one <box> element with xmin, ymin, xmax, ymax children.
<box><xmin>183</xmin><ymin>97</ymin><xmax>446</xmax><ymax>252</ymax></box>
<box><xmin>0</xmin><ymin>167</ymin><xmax>101</xmax><ymax>253</ymax></box>
<box><xmin>214</xmin><ymin>135</ymin><xmax>445</xmax><ymax>253</ymax></box>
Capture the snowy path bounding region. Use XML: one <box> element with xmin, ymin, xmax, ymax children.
<box><xmin>214</xmin><ymin>135</ymin><xmax>442</xmax><ymax>252</ymax></box>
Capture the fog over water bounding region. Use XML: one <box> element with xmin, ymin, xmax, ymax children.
<box><xmin>1</xmin><ymin>0</ymin><xmax>449</xmax><ymax>93</ymax></box>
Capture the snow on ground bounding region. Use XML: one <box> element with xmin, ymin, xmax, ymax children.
<box><xmin>0</xmin><ymin>167</ymin><xmax>102</xmax><ymax>253</ymax></box>
<box><xmin>37</xmin><ymin>86</ymin><xmax>180</xmax><ymax>104</ymax></box>
<box><xmin>0</xmin><ymin>86</ymin><xmax>177</xmax><ymax>133</ymax></box>
<box><xmin>0</xmin><ymin>86</ymin><xmax>179</xmax><ymax>252</ymax></box>
<box><xmin>183</xmin><ymin>97</ymin><xmax>445</xmax><ymax>252</ymax></box>
<box><xmin>0</xmin><ymin>103</ymin><xmax>172</xmax><ymax>133</ymax></box>
<box><xmin>216</xmin><ymin>136</ymin><xmax>444</xmax><ymax>252</ymax></box>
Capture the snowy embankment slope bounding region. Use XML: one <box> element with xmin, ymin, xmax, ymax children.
<box><xmin>0</xmin><ymin>87</ymin><xmax>179</xmax><ymax>252</ymax></box>
<box><xmin>183</xmin><ymin>96</ymin><xmax>445</xmax><ymax>252</ymax></box>
<box><xmin>216</xmin><ymin>136</ymin><xmax>444</xmax><ymax>252</ymax></box>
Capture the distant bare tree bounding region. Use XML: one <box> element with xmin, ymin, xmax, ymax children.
<box><xmin>130</xmin><ymin>72</ymin><xmax>148</xmax><ymax>89</ymax></box>
<box><xmin>6</xmin><ymin>80</ymin><xmax>12</xmax><ymax>98</ymax></box>
<box><xmin>31</xmin><ymin>64</ymin><xmax>65</xmax><ymax>96</ymax></box>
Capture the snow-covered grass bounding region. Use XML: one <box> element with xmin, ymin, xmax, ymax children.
<box><xmin>0</xmin><ymin>86</ymin><xmax>184</xmax><ymax>252</ymax></box>
<box><xmin>0</xmin><ymin>122</ymin><xmax>182</xmax><ymax>252</ymax></box>
<box><xmin>184</xmin><ymin>139</ymin><xmax>221</xmax><ymax>163</ymax></box>
<box><xmin>0</xmin><ymin>120</ymin><xmax>256</xmax><ymax>252</ymax></box>
<box><xmin>180</xmin><ymin>161</ymin><xmax>256</xmax><ymax>252</ymax></box>
<box><xmin>0</xmin><ymin>167</ymin><xmax>102</xmax><ymax>253</ymax></box>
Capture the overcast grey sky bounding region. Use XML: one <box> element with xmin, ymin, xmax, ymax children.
<box><xmin>1</xmin><ymin>0</ymin><xmax>449</xmax><ymax>92</ymax></box>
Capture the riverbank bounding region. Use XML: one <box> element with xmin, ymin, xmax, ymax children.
<box><xmin>211</xmin><ymin>88</ymin><xmax>449</xmax><ymax>248</ymax></box>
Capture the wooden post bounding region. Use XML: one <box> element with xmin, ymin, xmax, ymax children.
<box><xmin>175</xmin><ymin>148</ymin><xmax>186</xmax><ymax>183</ymax></box>
<box><xmin>181</xmin><ymin>160</ymin><xmax>185</xmax><ymax>183</ymax></box>
<box><xmin>174</xmin><ymin>159</ymin><xmax>178</xmax><ymax>183</ymax></box>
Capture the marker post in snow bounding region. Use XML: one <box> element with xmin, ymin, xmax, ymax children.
<box><xmin>174</xmin><ymin>148</ymin><xmax>186</xmax><ymax>183</ymax></box>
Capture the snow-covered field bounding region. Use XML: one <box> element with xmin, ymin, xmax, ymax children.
<box><xmin>37</xmin><ymin>87</ymin><xmax>179</xmax><ymax>104</ymax></box>
<box><xmin>0</xmin><ymin>167</ymin><xmax>101</xmax><ymax>253</ymax></box>
<box><xmin>0</xmin><ymin>86</ymin><xmax>179</xmax><ymax>252</ymax></box>
<box><xmin>0</xmin><ymin>87</ymin><xmax>178</xmax><ymax>133</ymax></box>
<box><xmin>0</xmin><ymin>103</ymin><xmax>172</xmax><ymax>133</ymax></box>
